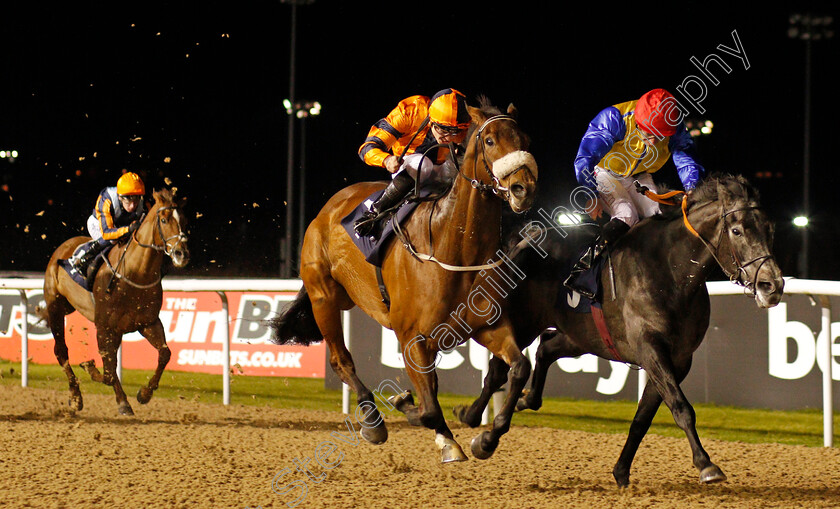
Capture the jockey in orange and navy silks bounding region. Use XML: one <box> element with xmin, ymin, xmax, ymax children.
<box><xmin>358</xmin><ymin>88</ymin><xmax>471</xmax><ymax>171</ymax></box>
<box><xmin>354</xmin><ymin>88</ymin><xmax>471</xmax><ymax>237</ymax></box>
<box><xmin>89</xmin><ymin>172</ymin><xmax>146</xmax><ymax>242</ymax></box>
<box><xmin>69</xmin><ymin>172</ymin><xmax>147</xmax><ymax>280</ymax></box>
<box><xmin>565</xmin><ymin>89</ymin><xmax>706</xmax><ymax>299</ymax></box>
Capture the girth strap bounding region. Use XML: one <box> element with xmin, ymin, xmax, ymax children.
<box><xmin>375</xmin><ymin>266</ymin><xmax>391</xmax><ymax>309</ymax></box>
<box><xmin>590</xmin><ymin>306</ymin><xmax>623</xmax><ymax>362</ymax></box>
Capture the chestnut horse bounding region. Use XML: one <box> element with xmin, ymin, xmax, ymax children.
<box><xmin>42</xmin><ymin>188</ymin><xmax>190</xmax><ymax>415</ymax></box>
<box><xmin>455</xmin><ymin>174</ymin><xmax>784</xmax><ymax>485</ymax></box>
<box><xmin>269</xmin><ymin>97</ymin><xmax>538</xmax><ymax>462</ymax></box>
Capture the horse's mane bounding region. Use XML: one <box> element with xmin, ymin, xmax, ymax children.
<box><xmin>475</xmin><ymin>95</ymin><xmax>502</xmax><ymax>116</ymax></box>
<box><xmin>152</xmin><ymin>188</ymin><xmax>176</xmax><ymax>206</ymax></box>
<box><xmin>689</xmin><ymin>173</ymin><xmax>760</xmax><ymax>206</ymax></box>
<box><xmin>444</xmin><ymin>96</ymin><xmax>505</xmax><ymax>170</ymax></box>
<box><xmin>654</xmin><ymin>173</ymin><xmax>760</xmax><ymax>221</ymax></box>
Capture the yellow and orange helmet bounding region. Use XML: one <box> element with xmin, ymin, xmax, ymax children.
<box><xmin>428</xmin><ymin>88</ymin><xmax>471</xmax><ymax>131</ymax></box>
<box><xmin>116</xmin><ymin>172</ymin><xmax>145</xmax><ymax>196</ymax></box>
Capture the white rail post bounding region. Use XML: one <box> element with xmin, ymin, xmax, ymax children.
<box><xmin>819</xmin><ymin>296</ymin><xmax>833</xmax><ymax>447</ymax></box>
<box><xmin>341</xmin><ymin>310</ymin><xmax>351</xmax><ymax>415</ymax></box>
<box><xmin>638</xmin><ymin>368</ymin><xmax>647</xmax><ymax>401</ymax></box>
<box><xmin>481</xmin><ymin>358</ymin><xmax>490</xmax><ymax>426</ymax></box>
<box><xmin>19</xmin><ymin>290</ymin><xmax>29</xmax><ymax>387</ymax></box>
<box><xmin>116</xmin><ymin>344</ymin><xmax>122</xmax><ymax>381</ymax></box>
<box><xmin>218</xmin><ymin>291</ymin><xmax>231</xmax><ymax>406</ymax></box>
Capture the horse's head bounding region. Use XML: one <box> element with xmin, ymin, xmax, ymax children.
<box><xmin>705</xmin><ymin>175</ymin><xmax>784</xmax><ymax>307</ymax></box>
<box><xmin>466</xmin><ymin>98</ymin><xmax>538</xmax><ymax>213</ymax></box>
<box><xmin>145</xmin><ymin>189</ymin><xmax>191</xmax><ymax>268</ymax></box>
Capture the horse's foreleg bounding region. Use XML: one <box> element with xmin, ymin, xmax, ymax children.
<box><xmin>47</xmin><ymin>300</ymin><xmax>83</xmax><ymax>411</ymax></box>
<box><xmin>453</xmin><ymin>355</ymin><xmax>509</xmax><ymax>428</ymax></box>
<box><xmin>136</xmin><ymin>320</ymin><xmax>170</xmax><ymax>405</ymax></box>
<box><xmin>469</xmin><ymin>341</ymin><xmax>530</xmax><ymax>461</ymax></box>
<box><xmin>309</xmin><ymin>287</ymin><xmax>387</xmax><ymax>445</ymax></box>
<box><xmin>517</xmin><ymin>331</ymin><xmax>558</xmax><ymax>411</ymax></box>
<box><xmin>398</xmin><ymin>339</ymin><xmax>467</xmax><ymax>464</ymax></box>
<box><xmin>96</xmin><ymin>331</ymin><xmax>134</xmax><ymax>416</ymax></box>
<box><xmin>642</xmin><ymin>346</ymin><xmax>725</xmax><ymax>484</ymax></box>
<box><xmin>612</xmin><ymin>382</ymin><xmax>662</xmax><ymax>487</ymax></box>
<box><xmin>516</xmin><ymin>330</ymin><xmax>584</xmax><ymax>412</ymax></box>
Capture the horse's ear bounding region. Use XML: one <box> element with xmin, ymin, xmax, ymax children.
<box><xmin>507</xmin><ymin>103</ymin><xmax>518</xmax><ymax>119</ymax></box>
<box><xmin>467</xmin><ymin>105</ymin><xmax>487</xmax><ymax>125</ymax></box>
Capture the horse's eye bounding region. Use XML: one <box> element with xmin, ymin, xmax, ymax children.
<box><xmin>731</xmin><ymin>227</ymin><xmax>742</xmax><ymax>236</ymax></box>
<box><xmin>161</xmin><ymin>217</ymin><xmax>168</xmax><ymax>224</ymax></box>
<box><xmin>485</xmin><ymin>136</ymin><xmax>494</xmax><ymax>147</ymax></box>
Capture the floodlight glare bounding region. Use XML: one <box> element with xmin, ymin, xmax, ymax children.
<box><xmin>556</xmin><ymin>213</ymin><xmax>582</xmax><ymax>225</ymax></box>
<box><xmin>793</xmin><ymin>216</ymin><xmax>809</xmax><ymax>227</ymax></box>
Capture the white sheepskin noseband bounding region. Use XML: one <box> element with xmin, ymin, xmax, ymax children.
<box><xmin>492</xmin><ymin>151</ymin><xmax>538</xmax><ymax>180</ymax></box>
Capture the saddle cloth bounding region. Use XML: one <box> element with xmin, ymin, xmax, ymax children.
<box><xmin>340</xmin><ymin>187</ymin><xmax>439</xmax><ymax>267</ymax></box>
<box><xmin>57</xmin><ymin>241</ymin><xmax>112</xmax><ymax>291</ymax></box>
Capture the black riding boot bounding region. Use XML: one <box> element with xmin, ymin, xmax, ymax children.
<box><xmin>70</xmin><ymin>241</ymin><xmax>109</xmax><ymax>289</ymax></box>
<box><xmin>563</xmin><ymin>218</ymin><xmax>630</xmax><ymax>299</ymax></box>
<box><xmin>354</xmin><ymin>171</ymin><xmax>415</xmax><ymax>237</ymax></box>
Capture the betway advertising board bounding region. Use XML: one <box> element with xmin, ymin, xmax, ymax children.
<box><xmin>0</xmin><ymin>290</ymin><xmax>324</xmax><ymax>378</ymax></box>
<box><xmin>326</xmin><ymin>293</ymin><xmax>840</xmax><ymax>411</ymax></box>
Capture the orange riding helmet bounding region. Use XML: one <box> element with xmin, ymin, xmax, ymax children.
<box><xmin>117</xmin><ymin>172</ymin><xmax>145</xmax><ymax>196</ymax></box>
<box><xmin>428</xmin><ymin>88</ymin><xmax>471</xmax><ymax>130</ymax></box>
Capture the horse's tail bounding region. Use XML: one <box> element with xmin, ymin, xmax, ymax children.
<box><xmin>267</xmin><ymin>286</ymin><xmax>323</xmax><ymax>346</ymax></box>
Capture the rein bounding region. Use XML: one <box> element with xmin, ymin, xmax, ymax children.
<box><xmin>454</xmin><ymin>114</ymin><xmax>520</xmax><ymax>198</ymax></box>
<box><xmin>102</xmin><ymin>205</ymin><xmax>188</xmax><ymax>289</ymax></box>
<box><xmin>639</xmin><ymin>185</ymin><xmax>773</xmax><ymax>294</ymax></box>
<box><xmin>133</xmin><ymin>205</ymin><xmax>189</xmax><ymax>257</ymax></box>
<box><xmin>391</xmin><ymin>114</ymin><xmax>524</xmax><ymax>272</ymax></box>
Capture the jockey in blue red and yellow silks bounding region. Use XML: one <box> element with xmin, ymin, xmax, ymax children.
<box><xmin>354</xmin><ymin>88</ymin><xmax>471</xmax><ymax>237</ymax></box>
<box><xmin>565</xmin><ymin>89</ymin><xmax>706</xmax><ymax>299</ymax></box>
<box><xmin>574</xmin><ymin>96</ymin><xmax>704</xmax><ymax>193</ymax></box>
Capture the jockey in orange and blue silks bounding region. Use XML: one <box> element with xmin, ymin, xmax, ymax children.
<box><xmin>354</xmin><ymin>88</ymin><xmax>471</xmax><ymax>237</ymax></box>
<box><xmin>565</xmin><ymin>88</ymin><xmax>706</xmax><ymax>299</ymax></box>
<box><xmin>69</xmin><ymin>172</ymin><xmax>146</xmax><ymax>278</ymax></box>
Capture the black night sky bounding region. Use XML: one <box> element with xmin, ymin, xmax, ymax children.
<box><xmin>1</xmin><ymin>2</ymin><xmax>838</xmax><ymax>279</ymax></box>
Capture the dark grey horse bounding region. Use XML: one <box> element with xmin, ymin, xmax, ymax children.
<box><xmin>455</xmin><ymin>173</ymin><xmax>784</xmax><ymax>486</ymax></box>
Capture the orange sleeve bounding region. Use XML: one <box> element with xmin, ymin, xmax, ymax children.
<box><xmin>358</xmin><ymin>96</ymin><xmax>429</xmax><ymax>168</ymax></box>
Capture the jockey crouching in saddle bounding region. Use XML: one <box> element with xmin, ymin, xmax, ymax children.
<box><xmin>354</xmin><ymin>88</ymin><xmax>472</xmax><ymax>237</ymax></box>
<box><xmin>564</xmin><ymin>88</ymin><xmax>706</xmax><ymax>299</ymax></box>
<box><xmin>68</xmin><ymin>172</ymin><xmax>146</xmax><ymax>288</ymax></box>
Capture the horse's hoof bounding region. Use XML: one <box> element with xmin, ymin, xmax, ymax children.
<box><xmin>69</xmin><ymin>396</ymin><xmax>83</xmax><ymax>412</ymax></box>
<box><xmin>612</xmin><ymin>467</ymin><xmax>630</xmax><ymax>488</ymax></box>
<box><xmin>515</xmin><ymin>397</ymin><xmax>530</xmax><ymax>412</ymax></box>
<box><xmin>360</xmin><ymin>423</ymin><xmax>388</xmax><ymax>445</ymax></box>
<box><xmin>453</xmin><ymin>405</ymin><xmax>480</xmax><ymax>428</ymax></box>
<box><xmin>700</xmin><ymin>465</ymin><xmax>727</xmax><ymax>483</ymax></box>
<box><xmin>137</xmin><ymin>387</ymin><xmax>153</xmax><ymax>404</ymax></box>
<box><xmin>387</xmin><ymin>390</ymin><xmax>414</xmax><ymax>412</ymax></box>
<box><xmin>441</xmin><ymin>443</ymin><xmax>468</xmax><ymax>463</ymax></box>
<box><xmin>470</xmin><ymin>431</ymin><xmax>497</xmax><ymax>460</ymax></box>
<box><xmin>118</xmin><ymin>403</ymin><xmax>134</xmax><ymax>416</ymax></box>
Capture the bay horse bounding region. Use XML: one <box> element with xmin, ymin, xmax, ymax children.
<box><xmin>269</xmin><ymin>96</ymin><xmax>538</xmax><ymax>462</ymax></box>
<box><xmin>455</xmin><ymin>174</ymin><xmax>784</xmax><ymax>485</ymax></box>
<box><xmin>42</xmin><ymin>188</ymin><xmax>190</xmax><ymax>415</ymax></box>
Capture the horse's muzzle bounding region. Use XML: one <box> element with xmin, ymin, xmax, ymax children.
<box><xmin>171</xmin><ymin>246</ymin><xmax>190</xmax><ymax>268</ymax></box>
<box><xmin>509</xmin><ymin>184</ymin><xmax>536</xmax><ymax>213</ymax></box>
<box><xmin>754</xmin><ymin>273</ymin><xmax>784</xmax><ymax>308</ymax></box>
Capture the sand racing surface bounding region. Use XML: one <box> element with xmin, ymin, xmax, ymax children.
<box><xmin>1</xmin><ymin>385</ymin><xmax>839</xmax><ymax>508</ymax></box>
